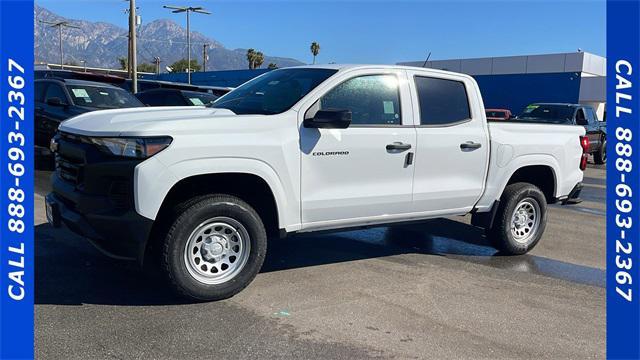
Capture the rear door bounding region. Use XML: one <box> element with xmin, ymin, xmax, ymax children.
<box><xmin>299</xmin><ymin>69</ymin><xmax>417</xmax><ymax>227</ymax></box>
<box><xmin>406</xmin><ymin>70</ymin><xmax>489</xmax><ymax>214</ymax></box>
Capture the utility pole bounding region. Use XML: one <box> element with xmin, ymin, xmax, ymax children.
<box><xmin>154</xmin><ymin>56</ymin><xmax>161</xmax><ymax>74</ymax></box>
<box><xmin>39</xmin><ymin>20</ymin><xmax>80</xmax><ymax>69</ymax></box>
<box><xmin>163</xmin><ymin>5</ymin><xmax>211</xmax><ymax>84</ymax></box>
<box><xmin>128</xmin><ymin>0</ymin><xmax>138</xmax><ymax>93</ymax></box>
<box><xmin>203</xmin><ymin>44</ymin><xmax>208</xmax><ymax>72</ymax></box>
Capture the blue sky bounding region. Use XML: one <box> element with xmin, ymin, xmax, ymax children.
<box><xmin>37</xmin><ymin>0</ymin><xmax>606</xmax><ymax>64</ymax></box>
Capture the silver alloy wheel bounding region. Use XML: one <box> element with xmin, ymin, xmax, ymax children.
<box><xmin>510</xmin><ymin>198</ymin><xmax>541</xmax><ymax>244</ymax></box>
<box><xmin>184</xmin><ymin>217</ymin><xmax>251</xmax><ymax>285</ymax></box>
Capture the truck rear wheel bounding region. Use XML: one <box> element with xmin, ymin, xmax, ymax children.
<box><xmin>594</xmin><ymin>138</ymin><xmax>606</xmax><ymax>164</ymax></box>
<box><xmin>488</xmin><ymin>183</ymin><xmax>547</xmax><ymax>255</ymax></box>
<box><xmin>161</xmin><ymin>195</ymin><xmax>267</xmax><ymax>301</ymax></box>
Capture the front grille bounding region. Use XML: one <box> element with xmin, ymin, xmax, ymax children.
<box><xmin>55</xmin><ymin>132</ymin><xmax>87</xmax><ymax>186</ymax></box>
<box><xmin>56</xmin><ymin>155</ymin><xmax>83</xmax><ymax>185</ymax></box>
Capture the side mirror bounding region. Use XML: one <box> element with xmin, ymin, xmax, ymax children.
<box><xmin>46</xmin><ymin>97</ymin><xmax>67</xmax><ymax>107</ymax></box>
<box><xmin>304</xmin><ymin>109</ymin><xmax>352</xmax><ymax>129</ymax></box>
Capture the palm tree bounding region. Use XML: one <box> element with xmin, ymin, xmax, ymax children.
<box><xmin>310</xmin><ymin>42</ymin><xmax>320</xmax><ymax>64</ymax></box>
<box><xmin>246</xmin><ymin>48</ymin><xmax>256</xmax><ymax>69</ymax></box>
<box><xmin>254</xmin><ymin>51</ymin><xmax>265</xmax><ymax>68</ymax></box>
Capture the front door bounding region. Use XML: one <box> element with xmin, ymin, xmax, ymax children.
<box><xmin>38</xmin><ymin>83</ymin><xmax>70</xmax><ymax>148</ymax></box>
<box><xmin>300</xmin><ymin>70</ymin><xmax>417</xmax><ymax>228</ymax></box>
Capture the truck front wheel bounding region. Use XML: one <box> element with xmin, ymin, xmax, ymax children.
<box><xmin>161</xmin><ymin>195</ymin><xmax>267</xmax><ymax>301</ymax></box>
<box><xmin>488</xmin><ymin>183</ymin><xmax>547</xmax><ymax>255</ymax></box>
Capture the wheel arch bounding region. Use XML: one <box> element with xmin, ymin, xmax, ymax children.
<box><xmin>504</xmin><ymin>165</ymin><xmax>557</xmax><ymax>203</ymax></box>
<box><xmin>134</xmin><ymin>157</ymin><xmax>295</xmax><ymax>265</ymax></box>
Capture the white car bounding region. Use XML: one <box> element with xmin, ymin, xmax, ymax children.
<box><xmin>47</xmin><ymin>65</ymin><xmax>587</xmax><ymax>301</ymax></box>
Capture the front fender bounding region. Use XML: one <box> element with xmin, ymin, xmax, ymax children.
<box><xmin>133</xmin><ymin>156</ymin><xmax>298</xmax><ymax>231</ymax></box>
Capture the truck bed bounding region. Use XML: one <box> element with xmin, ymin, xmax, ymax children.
<box><xmin>474</xmin><ymin>121</ymin><xmax>586</xmax><ymax>210</ymax></box>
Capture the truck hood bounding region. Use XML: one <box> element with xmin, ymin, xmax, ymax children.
<box><xmin>59</xmin><ymin>106</ymin><xmax>237</xmax><ymax>137</ymax></box>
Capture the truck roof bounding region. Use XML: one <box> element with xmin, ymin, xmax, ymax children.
<box><xmin>288</xmin><ymin>64</ymin><xmax>473</xmax><ymax>78</ymax></box>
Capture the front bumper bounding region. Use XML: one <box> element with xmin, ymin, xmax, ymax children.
<box><xmin>46</xmin><ymin>182</ymin><xmax>152</xmax><ymax>261</ymax></box>
<box><xmin>46</xmin><ymin>132</ymin><xmax>154</xmax><ymax>261</ymax></box>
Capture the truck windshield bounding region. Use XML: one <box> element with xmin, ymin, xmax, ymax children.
<box><xmin>517</xmin><ymin>104</ymin><xmax>575</xmax><ymax>124</ymax></box>
<box><xmin>211</xmin><ymin>68</ymin><xmax>337</xmax><ymax>115</ymax></box>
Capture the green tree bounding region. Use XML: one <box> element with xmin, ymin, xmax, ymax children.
<box><xmin>118</xmin><ymin>58</ymin><xmax>156</xmax><ymax>73</ymax></box>
<box><xmin>246</xmin><ymin>49</ymin><xmax>265</xmax><ymax>69</ymax></box>
<box><xmin>254</xmin><ymin>51</ymin><xmax>264</xmax><ymax>69</ymax></box>
<box><xmin>169</xmin><ymin>58</ymin><xmax>201</xmax><ymax>73</ymax></box>
<box><xmin>267</xmin><ymin>63</ymin><xmax>278</xmax><ymax>69</ymax></box>
<box><xmin>310</xmin><ymin>42</ymin><xmax>320</xmax><ymax>64</ymax></box>
<box><xmin>246</xmin><ymin>48</ymin><xmax>256</xmax><ymax>69</ymax></box>
<box><xmin>118</xmin><ymin>57</ymin><xmax>128</xmax><ymax>71</ymax></box>
<box><xmin>137</xmin><ymin>63</ymin><xmax>156</xmax><ymax>73</ymax></box>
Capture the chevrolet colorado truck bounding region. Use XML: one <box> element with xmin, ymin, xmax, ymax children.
<box><xmin>46</xmin><ymin>65</ymin><xmax>586</xmax><ymax>301</ymax></box>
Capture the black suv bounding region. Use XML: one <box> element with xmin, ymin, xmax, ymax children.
<box><xmin>518</xmin><ymin>103</ymin><xmax>607</xmax><ymax>164</ymax></box>
<box><xmin>35</xmin><ymin>78</ymin><xmax>143</xmax><ymax>154</ymax></box>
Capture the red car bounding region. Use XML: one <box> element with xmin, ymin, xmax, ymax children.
<box><xmin>485</xmin><ymin>108</ymin><xmax>512</xmax><ymax>121</ymax></box>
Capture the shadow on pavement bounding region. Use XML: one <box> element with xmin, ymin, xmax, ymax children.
<box><xmin>35</xmin><ymin>217</ymin><xmax>604</xmax><ymax>307</ymax></box>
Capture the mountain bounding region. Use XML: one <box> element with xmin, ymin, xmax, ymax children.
<box><xmin>34</xmin><ymin>4</ymin><xmax>304</xmax><ymax>71</ymax></box>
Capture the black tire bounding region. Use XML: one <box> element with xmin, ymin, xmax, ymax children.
<box><xmin>488</xmin><ymin>183</ymin><xmax>547</xmax><ymax>255</ymax></box>
<box><xmin>594</xmin><ymin>138</ymin><xmax>606</xmax><ymax>164</ymax></box>
<box><xmin>161</xmin><ymin>194</ymin><xmax>267</xmax><ymax>301</ymax></box>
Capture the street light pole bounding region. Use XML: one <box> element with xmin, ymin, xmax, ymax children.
<box><xmin>203</xmin><ymin>44</ymin><xmax>208</xmax><ymax>72</ymax></box>
<box><xmin>58</xmin><ymin>26</ymin><xmax>63</xmax><ymax>68</ymax></box>
<box><xmin>129</xmin><ymin>0</ymin><xmax>138</xmax><ymax>93</ymax></box>
<box><xmin>186</xmin><ymin>9</ymin><xmax>191</xmax><ymax>83</ymax></box>
<box><xmin>39</xmin><ymin>20</ymin><xmax>80</xmax><ymax>70</ymax></box>
<box><xmin>163</xmin><ymin>5</ymin><xmax>211</xmax><ymax>84</ymax></box>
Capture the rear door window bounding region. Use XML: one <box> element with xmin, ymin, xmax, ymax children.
<box><xmin>414</xmin><ymin>76</ymin><xmax>470</xmax><ymax>126</ymax></box>
<box><xmin>585</xmin><ymin>107</ymin><xmax>599</xmax><ymax>123</ymax></box>
<box><xmin>575</xmin><ymin>108</ymin><xmax>588</xmax><ymax>125</ymax></box>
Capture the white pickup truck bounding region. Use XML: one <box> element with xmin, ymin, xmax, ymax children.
<box><xmin>46</xmin><ymin>65</ymin><xmax>586</xmax><ymax>301</ymax></box>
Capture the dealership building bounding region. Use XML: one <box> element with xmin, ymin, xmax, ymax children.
<box><xmin>398</xmin><ymin>51</ymin><xmax>606</xmax><ymax>119</ymax></box>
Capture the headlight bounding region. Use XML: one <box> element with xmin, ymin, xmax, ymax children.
<box><xmin>89</xmin><ymin>137</ymin><xmax>172</xmax><ymax>158</ymax></box>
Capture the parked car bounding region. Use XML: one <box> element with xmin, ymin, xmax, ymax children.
<box><xmin>135</xmin><ymin>88</ymin><xmax>219</xmax><ymax>107</ymax></box>
<box><xmin>196</xmin><ymin>85</ymin><xmax>234</xmax><ymax>97</ymax></box>
<box><xmin>518</xmin><ymin>103</ymin><xmax>606</xmax><ymax>164</ymax></box>
<box><xmin>35</xmin><ymin>69</ymin><xmax>127</xmax><ymax>85</ymax></box>
<box><xmin>35</xmin><ymin>78</ymin><xmax>144</xmax><ymax>154</ymax></box>
<box><xmin>485</xmin><ymin>108</ymin><xmax>512</xmax><ymax>121</ymax></box>
<box><xmin>47</xmin><ymin>65</ymin><xmax>586</xmax><ymax>301</ymax></box>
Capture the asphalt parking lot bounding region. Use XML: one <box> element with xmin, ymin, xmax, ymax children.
<box><xmin>34</xmin><ymin>163</ymin><xmax>606</xmax><ymax>360</ymax></box>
